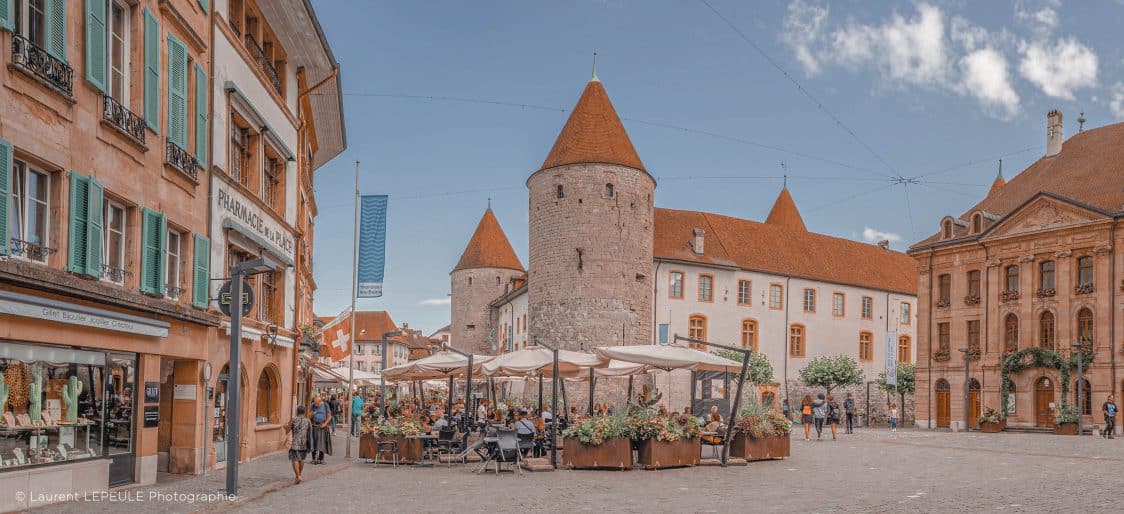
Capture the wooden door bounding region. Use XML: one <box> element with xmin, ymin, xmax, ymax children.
<box><xmin>968</xmin><ymin>390</ymin><xmax>980</xmax><ymax>428</ymax></box>
<box><xmin>935</xmin><ymin>390</ymin><xmax>951</xmax><ymax>428</ymax></box>
<box><xmin>1035</xmin><ymin>378</ymin><xmax>1054</xmax><ymax>427</ymax></box>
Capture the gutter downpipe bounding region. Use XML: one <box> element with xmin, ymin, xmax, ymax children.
<box><xmin>783</xmin><ymin>276</ymin><xmax>791</xmax><ymax>403</ymax></box>
<box><xmin>927</xmin><ymin>249</ymin><xmax>935</xmax><ymax>430</ymax></box>
<box><xmin>653</xmin><ymin>261</ymin><xmax>662</xmax><ymax>344</ymax></box>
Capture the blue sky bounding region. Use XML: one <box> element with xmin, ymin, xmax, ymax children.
<box><xmin>310</xmin><ymin>0</ymin><xmax>1124</xmax><ymax>334</ymax></box>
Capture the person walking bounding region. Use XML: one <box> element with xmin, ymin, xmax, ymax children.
<box><xmin>309</xmin><ymin>395</ymin><xmax>333</xmax><ymax>464</ymax></box>
<box><xmin>782</xmin><ymin>399</ymin><xmax>791</xmax><ymax>423</ymax></box>
<box><xmin>285</xmin><ymin>406</ymin><xmax>311</xmax><ymax>484</ymax></box>
<box><xmin>350</xmin><ymin>393</ymin><xmax>365</xmax><ymax>436</ymax></box>
<box><xmin>812</xmin><ymin>394</ymin><xmax>828</xmax><ymax>440</ymax></box>
<box><xmin>889</xmin><ymin>403</ymin><xmax>900</xmax><ymax>432</ymax></box>
<box><xmin>827</xmin><ymin>395</ymin><xmax>841</xmax><ymax>440</ymax></box>
<box><xmin>801</xmin><ymin>395</ymin><xmax>814</xmax><ymax>440</ymax></box>
<box><xmin>328</xmin><ymin>394</ymin><xmax>341</xmax><ymax>435</ymax></box>
<box><xmin>843</xmin><ymin>393</ymin><xmax>856</xmax><ymax>434</ymax></box>
<box><xmin>1102</xmin><ymin>394</ymin><xmax>1118</xmax><ymax>439</ymax></box>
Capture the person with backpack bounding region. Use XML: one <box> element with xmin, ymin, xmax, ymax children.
<box><xmin>800</xmin><ymin>395</ymin><xmax>814</xmax><ymax>440</ymax></box>
<box><xmin>826</xmin><ymin>395</ymin><xmax>841</xmax><ymax>440</ymax></box>
<box><xmin>1103</xmin><ymin>394</ymin><xmax>1118</xmax><ymax>439</ymax></box>
<box><xmin>812</xmin><ymin>393</ymin><xmax>828</xmax><ymax>440</ymax></box>
<box><xmin>843</xmin><ymin>393</ymin><xmax>856</xmax><ymax>434</ymax></box>
<box><xmin>328</xmin><ymin>394</ymin><xmax>341</xmax><ymax>435</ymax></box>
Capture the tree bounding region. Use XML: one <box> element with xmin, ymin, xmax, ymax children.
<box><xmin>714</xmin><ymin>349</ymin><xmax>775</xmax><ymax>385</ymax></box>
<box><xmin>877</xmin><ymin>363</ymin><xmax>916</xmax><ymax>415</ymax></box>
<box><xmin>799</xmin><ymin>355</ymin><xmax>864</xmax><ymax>396</ymax></box>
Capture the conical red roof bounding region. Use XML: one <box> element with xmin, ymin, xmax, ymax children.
<box><xmin>765</xmin><ymin>187</ymin><xmax>807</xmax><ymax>231</ymax></box>
<box><xmin>541</xmin><ymin>79</ymin><xmax>645</xmax><ymax>171</ymax></box>
<box><xmin>453</xmin><ymin>208</ymin><xmax>524</xmax><ymax>272</ymax></box>
<box><xmin>988</xmin><ymin>170</ymin><xmax>1006</xmax><ymax>196</ymax></box>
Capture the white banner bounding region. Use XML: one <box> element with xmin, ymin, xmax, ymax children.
<box><xmin>885</xmin><ymin>331</ymin><xmax>898</xmax><ymax>387</ymax></box>
<box><xmin>0</xmin><ymin>294</ymin><xmax>169</xmax><ymax>337</ymax></box>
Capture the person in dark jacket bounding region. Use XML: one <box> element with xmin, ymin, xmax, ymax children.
<box><xmin>1103</xmin><ymin>394</ymin><xmax>1118</xmax><ymax>439</ymax></box>
<box><xmin>843</xmin><ymin>394</ymin><xmax>856</xmax><ymax>434</ymax></box>
<box><xmin>812</xmin><ymin>394</ymin><xmax>828</xmax><ymax>440</ymax></box>
<box><xmin>309</xmin><ymin>395</ymin><xmax>333</xmax><ymax>464</ymax></box>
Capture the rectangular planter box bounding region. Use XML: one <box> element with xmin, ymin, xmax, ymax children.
<box><xmin>729</xmin><ymin>433</ymin><xmax>790</xmax><ymax>461</ymax></box>
<box><xmin>1054</xmin><ymin>423</ymin><xmax>1078</xmax><ymax>436</ymax></box>
<box><xmin>562</xmin><ymin>437</ymin><xmax>632</xmax><ymax>470</ymax></box>
<box><xmin>979</xmin><ymin>420</ymin><xmax>1005</xmax><ymax>433</ymax></box>
<box><xmin>358</xmin><ymin>434</ymin><xmax>424</xmax><ymax>463</ymax></box>
<box><xmin>636</xmin><ymin>437</ymin><xmax>700</xmax><ymax>469</ymax></box>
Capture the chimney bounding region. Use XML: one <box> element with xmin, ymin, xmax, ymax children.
<box><xmin>1046</xmin><ymin>109</ymin><xmax>1063</xmax><ymax>157</ymax></box>
<box><xmin>877</xmin><ymin>240</ymin><xmax>890</xmax><ymax>250</ymax></box>
<box><xmin>691</xmin><ymin>228</ymin><xmax>705</xmax><ymax>255</ymax></box>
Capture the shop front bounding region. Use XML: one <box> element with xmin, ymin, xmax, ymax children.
<box><xmin>0</xmin><ymin>286</ymin><xmax>217</xmax><ymax>511</ymax></box>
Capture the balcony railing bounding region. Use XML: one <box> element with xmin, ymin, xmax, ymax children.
<box><xmin>102</xmin><ymin>94</ymin><xmax>146</xmax><ymax>145</ymax></box>
<box><xmin>1074</xmin><ymin>283</ymin><xmax>1095</xmax><ymax>295</ymax></box>
<box><xmin>963</xmin><ymin>293</ymin><xmax>981</xmax><ymax>306</ymax></box>
<box><xmin>11</xmin><ymin>35</ymin><xmax>73</xmax><ymax>96</ymax></box>
<box><xmin>100</xmin><ymin>264</ymin><xmax>132</xmax><ymax>284</ymax></box>
<box><xmin>10</xmin><ymin>238</ymin><xmax>55</xmax><ymax>261</ymax></box>
<box><xmin>165</xmin><ymin>140</ymin><xmax>199</xmax><ymax>181</ymax></box>
<box><xmin>1035</xmin><ymin>287</ymin><xmax>1056</xmax><ymax>299</ymax></box>
<box><xmin>244</xmin><ymin>35</ymin><xmax>281</xmax><ymax>94</ymax></box>
<box><xmin>1000</xmin><ymin>290</ymin><xmax>1021</xmax><ymax>302</ymax></box>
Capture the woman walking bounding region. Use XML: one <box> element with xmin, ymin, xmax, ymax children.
<box><xmin>285</xmin><ymin>406</ymin><xmax>311</xmax><ymax>483</ymax></box>
<box><xmin>812</xmin><ymin>393</ymin><xmax>828</xmax><ymax>440</ymax></box>
<box><xmin>309</xmin><ymin>395</ymin><xmax>333</xmax><ymax>464</ymax></box>
<box><xmin>827</xmin><ymin>395</ymin><xmax>841</xmax><ymax>440</ymax></box>
<box><xmin>800</xmin><ymin>395</ymin><xmax>814</xmax><ymax>440</ymax></box>
<box><xmin>889</xmin><ymin>403</ymin><xmax>900</xmax><ymax>432</ymax></box>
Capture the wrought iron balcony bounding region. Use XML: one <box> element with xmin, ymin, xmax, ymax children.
<box><xmin>166</xmin><ymin>286</ymin><xmax>185</xmax><ymax>300</ymax></box>
<box><xmin>1035</xmin><ymin>287</ymin><xmax>1056</xmax><ymax>299</ymax></box>
<box><xmin>165</xmin><ymin>140</ymin><xmax>199</xmax><ymax>181</ymax></box>
<box><xmin>11</xmin><ymin>35</ymin><xmax>73</xmax><ymax>96</ymax></box>
<box><xmin>935</xmin><ymin>298</ymin><xmax>950</xmax><ymax>308</ymax></box>
<box><xmin>1000</xmin><ymin>290</ymin><xmax>1021</xmax><ymax>302</ymax></box>
<box><xmin>963</xmin><ymin>293</ymin><xmax>981</xmax><ymax>306</ymax></box>
<box><xmin>10</xmin><ymin>238</ymin><xmax>55</xmax><ymax>261</ymax></box>
<box><xmin>100</xmin><ymin>264</ymin><xmax>132</xmax><ymax>284</ymax></box>
<box><xmin>1074</xmin><ymin>283</ymin><xmax>1095</xmax><ymax>295</ymax></box>
<box><xmin>102</xmin><ymin>94</ymin><xmax>146</xmax><ymax>145</ymax></box>
<box><xmin>245</xmin><ymin>35</ymin><xmax>281</xmax><ymax>94</ymax></box>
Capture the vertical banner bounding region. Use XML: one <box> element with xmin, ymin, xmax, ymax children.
<box><xmin>357</xmin><ymin>195</ymin><xmax>388</xmax><ymax>298</ymax></box>
<box><xmin>885</xmin><ymin>331</ymin><xmax>898</xmax><ymax>387</ymax></box>
<box><xmin>658</xmin><ymin>324</ymin><xmax>669</xmax><ymax>345</ymax></box>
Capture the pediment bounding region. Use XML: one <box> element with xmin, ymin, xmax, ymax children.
<box><xmin>982</xmin><ymin>195</ymin><xmax>1107</xmax><ymax>240</ymax></box>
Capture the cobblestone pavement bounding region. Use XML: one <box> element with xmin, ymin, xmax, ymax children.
<box><xmin>226</xmin><ymin>429</ymin><xmax>1122</xmax><ymax>513</ymax></box>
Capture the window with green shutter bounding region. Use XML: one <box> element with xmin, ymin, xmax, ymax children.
<box><xmin>143</xmin><ymin>8</ymin><xmax>159</xmax><ymax>131</ymax></box>
<box><xmin>140</xmin><ymin>208</ymin><xmax>167</xmax><ymax>295</ymax></box>
<box><xmin>1</xmin><ymin>0</ymin><xmax>14</xmax><ymax>32</ymax></box>
<box><xmin>194</xmin><ymin>63</ymin><xmax>208</xmax><ymax>163</ymax></box>
<box><xmin>44</xmin><ymin>0</ymin><xmax>67</xmax><ymax>62</ymax></box>
<box><xmin>85</xmin><ymin>179</ymin><xmax>104</xmax><ymax>276</ymax></box>
<box><xmin>197</xmin><ymin>0</ymin><xmax>207</xmax><ymax>14</ymax></box>
<box><xmin>167</xmin><ymin>35</ymin><xmax>188</xmax><ymax>149</ymax></box>
<box><xmin>0</xmin><ymin>138</ymin><xmax>11</xmax><ymax>256</ymax></box>
<box><xmin>192</xmin><ymin>234</ymin><xmax>210</xmax><ymax>309</ymax></box>
<box><xmin>67</xmin><ymin>173</ymin><xmax>90</xmax><ymax>274</ymax></box>
<box><xmin>85</xmin><ymin>0</ymin><xmax>107</xmax><ymax>92</ymax></box>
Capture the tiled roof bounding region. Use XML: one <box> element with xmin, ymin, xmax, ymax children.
<box><xmin>541</xmin><ymin>79</ymin><xmax>646</xmax><ymax>172</ymax></box>
<box><xmin>654</xmin><ymin>208</ymin><xmax>918</xmax><ymax>295</ymax></box>
<box><xmin>912</xmin><ymin>121</ymin><xmax>1124</xmax><ymax>249</ymax></box>
<box><xmin>764</xmin><ymin>187</ymin><xmax>807</xmax><ymax>231</ymax></box>
<box><xmin>453</xmin><ymin>208</ymin><xmax>525</xmax><ymax>272</ymax></box>
<box><xmin>988</xmin><ymin>171</ymin><xmax>1006</xmax><ymax>197</ymax></box>
<box><xmin>314</xmin><ymin>311</ymin><xmax>404</xmax><ymax>342</ymax></box>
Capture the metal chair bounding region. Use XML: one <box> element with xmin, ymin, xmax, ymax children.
<box><xmin>435</xmin><ymin>427</ymin><xmax>461</xmax><ymax>466</ymax></box>
<box><xmin>493</xmin><ymin>428</ymin><xmax>523</xmax><ymax>475</ymax></box>
<box><xmin>374</xmin><ymin>439</ymin><xmax>399</xmax><ymax>468</ymax></box>
<box><xmin>702</xmin><ymin>433</ymin><xmax>725</xmax><ymax>459</ymax></box>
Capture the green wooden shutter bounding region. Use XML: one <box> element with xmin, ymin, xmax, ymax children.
<box><xmin>44</xmin><ymin>0</ymin><xmax>67</xmax><ymax>63</ymax></box>
<box><xmin>140</xmin><ymin>208</ymin><xmax>164</xmax><ymax>294</ymax></box>
<box><xmin>0</xmin><ymin>138</ymin><xmax>11</xmax><ymax>256</ymax></box>
<box><xmin>0</xmin><ymin>0</ymin><xmax>14</xmax><ymax>32</ymax></box>
<box><xmin>84</xmin><ymin>0</ymin><xmax>106</xmax><ymax>92</ymax></box>
<box><xmin>158</xmin><ymin>212</ymin><xmax>167</xmax><ymax>293</ymax></box>
<box><xmin>194</xmin><ymin>63</ymin><xmax>208</xmax><ymax>164</ymax></box>
<box><xmin>197</xmin><ymin>0</ymin><xmax>207</xmax><ymax>14</ymax></box>
<box><xmin>192</xmin><ymin>234</ymin><xmax>210</xmax><ymax>309</ymax></box>
<box><xmin>67</xmin><ymin>173</ymin><xmax>90</xmax><ymax>274</ymax></box>
<box><xmin>167</xmin><ymin>35</ymin><xmax>187</xmax><ymax>149</ymax></box>
<box><xmin>85</xmin><ymin>178</ymin><xmax>104</xmax><ymax>277</ymax></box>
<box><xmin>143</xmin><ymin>9</ymin><xmax>159</xmax><ymax>131</ymax></box>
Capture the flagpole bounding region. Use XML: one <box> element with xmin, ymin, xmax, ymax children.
<box><xmin>345</xmin><ymin>160</ymin><xmax>360</xmax><ymax>459</ymax></box>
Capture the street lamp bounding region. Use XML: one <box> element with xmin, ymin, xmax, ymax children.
<box><xmin>381</xmin><ymin>330</ymin><xmax>403</xmax><ymax>417</ymax></box>
<box><xmin>226</xmin><ymin>257</ymin><xmax>279</xmax><ymax>496</ymax></box>
<box><xmin>957</xmin><ymin>347</ymin><xmax>970</xmax><ymax>432</ymax></box>
<box><xmin>1071</xmin><ymin>342</ymin><xmax>1087</xmax><ymax>436</ymax></box>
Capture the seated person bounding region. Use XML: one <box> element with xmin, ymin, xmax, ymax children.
<box><xmin>701</xmin><ymin>420</ymin><xmax>723</xmax><ymax>444</ymax></box>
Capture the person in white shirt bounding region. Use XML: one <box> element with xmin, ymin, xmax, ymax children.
<box><xmin>541</xmin><ymin>407</ymin><xmax>553</xmax><ymax>424</ymax></box>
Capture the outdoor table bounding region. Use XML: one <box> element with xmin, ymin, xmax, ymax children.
<box><xmin>407</xmin><ymin>434</ymin><xmax>439</xmax><ymax>465</ymax></box>
<box><xmin>473</xmin><ymin>436</ymin><xmax>500</xmax><ymax>473</ymax></box>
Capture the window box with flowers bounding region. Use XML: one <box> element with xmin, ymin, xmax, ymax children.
<box><xmin>935</xmin><ymin>298</ymin><xmax>951</xmax><ymax>308</ymax></box>
<box><xmin>1035</xmin><ymin>288</ymin><xmax>1056</xmax><ymax>299</ymax></box>
<box><xmin>1000</xmin><ymin>290</ymin><xmax>1021</xmax><ymax>302</ymax></box>
<box><xmin>1074</xmin><ymin>283</ymin><xmax>1095</xmax><ymax>295</ymax></box>
<box><xmin>978</xmin><ymin>407</ymin><xmax>1006</xmax><ymax>433</ymax></box>
<box><xmin>934</xmin><ymin>350</ymin><xmax>952</xmax><ymax>362</ymax></box>
<box><xmin>963</xmin><ymin>294</ymin><xmax>981</xmax><ymax>306</ymax></box>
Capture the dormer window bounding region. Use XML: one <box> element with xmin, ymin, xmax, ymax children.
<box><xmin>971</xmin><ymin>213</ymin><xmax>982</xmax><ymax>234</ymax></box>
<box><xmin>942</xmin><ymin>219</ymin><xmax>953</xmax><ymax>239</ymax></box>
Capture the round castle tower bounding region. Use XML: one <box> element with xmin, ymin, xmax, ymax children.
<box><xmin>450</xmin><ymin>207</ymin><xmax>525</xmax><ymax>354</ymax></box>
<box><xmin>527</xmin><ymin>76</ymin><xmax>656</xmax><ymax>350</ymax></box>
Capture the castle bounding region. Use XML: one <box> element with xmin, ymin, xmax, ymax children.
<box><xmin>450</xmin><ymin>74</ymin><xmax>918</xmax><ymax>409</ymax></box>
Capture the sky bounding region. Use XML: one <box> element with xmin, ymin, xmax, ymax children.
<box><xmin>309</xmin><ymin>0</ymin><xmax>1124</xmax><ymax>335</ymax></box>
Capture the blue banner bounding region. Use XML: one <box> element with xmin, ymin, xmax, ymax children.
<box><xmin>357</xmin><ymin>195</ymin><xmax>388</xmax><ymax>298</ymax></box>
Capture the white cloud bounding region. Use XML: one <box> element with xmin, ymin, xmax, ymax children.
<box><xmin>1014</xmin><ymin>0</ymin><xmax>1061</xmax><ymax>37</ymax></box>
<box><xmin>1017</xmin><ymin>37</ymin><xmax>1098</xmax><ymax>99</ymax></box>
<box><xmin>1110</xmin><ymin>83</ymin><xmax>1124</xmax><ymax>119</ymax></box>
<box><xmin>829</xmin><ymin>3</ymin><xmax>951</xmax><ymax>87</ymax></box>
<box><xmin>418</xmin><ymin>298</ymin><xmax>451</xmax><ymax>306</ymax></box>
<box><xmin>780</xmin><ymin>0</ymin><xmax>829</xmax><ymax>75</ymax></box>
<box><xmin>862</xmin><ymin>227</ymin><xmax>902</xmax><ymax>244</ymax></box>
<box><xmin>959</xmin><ymin>48</ymin><xmax>1020</xmax><ymax>119</ymax></box>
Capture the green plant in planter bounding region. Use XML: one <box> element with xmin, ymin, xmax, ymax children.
<box><xmin>978</xmin><ymin>406</ymin><xmax>1005</xmax><ymax>425</ymax></box>
<box><xmin>562</xmin><ymin>413</ymin><xmax>630</xmax><ymax>445</ymax></box>
<box><xmin>0</xmin><ymin>381</ymin><xmax>8</xmax><ymax>419</ymax></box>
<box><xmin>1055</xmin><ymin>403</ymin><xmax>1078</xmax><ymax>425</ymax></box>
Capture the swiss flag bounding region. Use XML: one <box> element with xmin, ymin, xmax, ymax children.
<box><xmin>320</xmin><ymin>309</ymin><xmax>353</xmax><ymax>362</ymax></box>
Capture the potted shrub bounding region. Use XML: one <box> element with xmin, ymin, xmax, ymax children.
<box><xmin>561</xmin><ymin>414</ymin><xmax>633</xmax><ymax>470</ymax></box>
<box><xmin>729</xmin><ymin>400</ymin><xmax>792</xmax><ymax>461</ymax></box>
<box><xmin>359</xmin><ymin>417</ymin><xmax>425</xmax><ymax>463</ymax></box>
<box><xmin>978</xmin><ymin>407</ymin><xmax>1006</xmax><ymax>433</ymax></box>
<box><xmin>1054</xmin><ymin>403</ymin><xmax>1079</xmax><ymax>435</ymax></box>
<box><xmin>629</xmin><ymin>408</ymin><xmax>701</xmax><ymax>470</ymax></box>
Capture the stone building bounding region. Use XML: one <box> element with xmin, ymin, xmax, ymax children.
<box><xmin>0</xmin><ymin>0</ymin><xmax>342</xmax><ymax>508</ymax></box>
<box><xmin>450</xmin><ymin>74</ymin><xmax>917</xmax><ymax>414</ymax></box>
<box><xmin>911</xmin><ymin>111</ymin><xmax>1123</xmax><ymax>432</ymax></box>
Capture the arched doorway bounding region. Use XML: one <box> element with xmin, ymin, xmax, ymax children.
<box><xmin>935</xmin><ymin>379</ymin><xmax>951</xmax><ymax>428</ymax></box>
<box><xmin>1035</xmin><ymin>377</ymin><xmax>1055</xmax><ymax>427</ymax></box>
<box><xmin>969</xmin><ymin>379</ymin><xmax>981</xmax><ymax>429</ymax></box>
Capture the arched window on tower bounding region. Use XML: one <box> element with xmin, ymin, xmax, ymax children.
<box><xmin>556</xmin><ymin>184</ymin><xmax>564</xmax><ymax>199</ymax></box>
<box><xmin>605</xmin><ymin>183</ymin><xmax>614</xmax><ymax>197</ymax></box>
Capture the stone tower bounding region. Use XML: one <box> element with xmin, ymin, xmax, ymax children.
<box><xmin>450</xmin><ymin>207</ymin><xmax>525</xmax><ymax>354</ymax></box>
<box><xmin>527</xmin><ymin>76</ymin><xmax>656</xmax><ymax>350</ymax></box>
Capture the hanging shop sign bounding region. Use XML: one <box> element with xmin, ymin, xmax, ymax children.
<box><xmin>217</xmin><ymin>280</ymin><xmax>255</xmax><ymax>317</ymax></box>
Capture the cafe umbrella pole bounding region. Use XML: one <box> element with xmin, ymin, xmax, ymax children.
<box><xmin>674</xmin><ymin>335</ymin><xmax>751</xmax><ymax>467</ymax></box>
<box><xmin>534</xmin><ymin>339</ymin><xmax>560</xmax><ymax>468</ymax></box>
